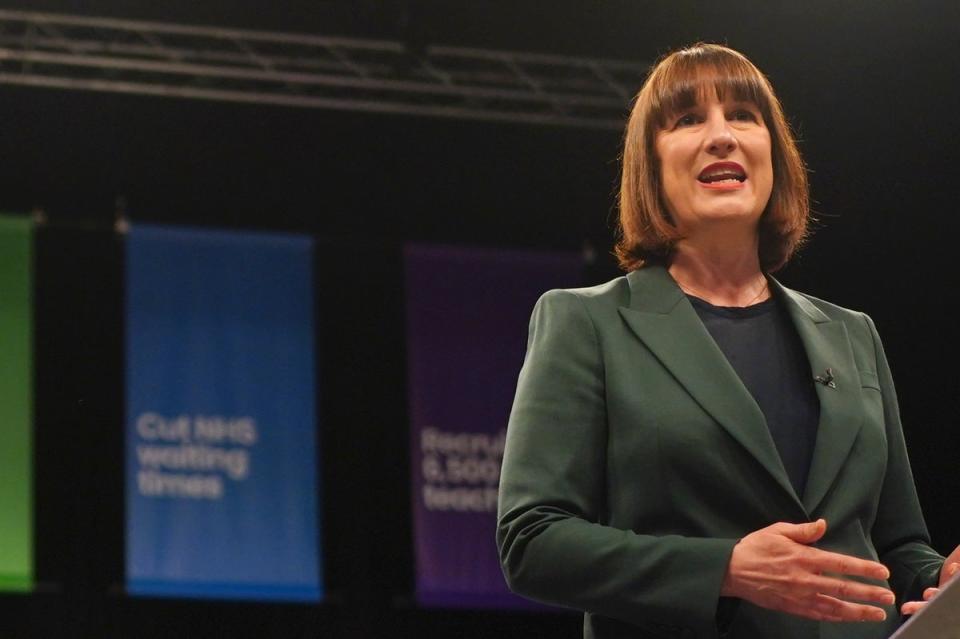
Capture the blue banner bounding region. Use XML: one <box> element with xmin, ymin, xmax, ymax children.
<box><xmin>125</xmin><ymin>224</ymin><xmax>321</xmax><ymax>601</ymax></box>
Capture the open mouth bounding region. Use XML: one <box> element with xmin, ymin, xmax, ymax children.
<box><xmin>697</xmin><ymin>162</ymin><xmax>746</xmax><ymax>184</ymax></box>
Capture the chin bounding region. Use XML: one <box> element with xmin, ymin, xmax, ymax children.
<box><xmin>698</xmin><ymin>207</ymin><xmax>762</xmax><ymax>222</ymax></box>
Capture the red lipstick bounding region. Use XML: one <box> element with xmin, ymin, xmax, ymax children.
<box><xmin>697</xmin><ymin>162</ymin><xmax>746</xmax><ymax>190</ymax></box>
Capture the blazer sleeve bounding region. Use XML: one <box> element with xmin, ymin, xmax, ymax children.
<box><xmin>497</xmin><ymin>289</ymin><xmax>737</xmax><ymax>638</ymax></box>
<box><xmin>862</xmin><ymin>313</ymin><xmax>944</xmax><ymax>605</ymax></box>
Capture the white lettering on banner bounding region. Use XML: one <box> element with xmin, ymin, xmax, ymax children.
<box><xmin>419</xmin><ymin>427</ymin><xmax>505</xmax><ymax>513</ymax></box>
<box><xmin>136</xmin><ymin>412</ymin><xmax>191</xmax><ymax>442</ymax></box>
<box><xmin>138</xmin><ymin>470</ymin><xmax>224</xmax><ymax>499</ymax></box>
<box><xmin>132</xmin><ymin>413</ymin><xmax>259</xmax><ymax>500</ymax></box>
<box><xmin>422</xmin><ymin>485</ymin><xmax>499</xmax><ymax>512</ymax></box>
<box><xmin>136</xmin><ymin>444</ymin><xmax>250</xmax><ymax>480</ymax></box>
<box><xmin>193</xmin><ymin>415</ymin><xmax>258</xmax><ymax>446</ymax></box>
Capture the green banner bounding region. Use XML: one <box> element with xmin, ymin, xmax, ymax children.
<box><xmin>0</xmin><ymin>215</ymin><xmax>33</xmax><ymax>592</ymax></box>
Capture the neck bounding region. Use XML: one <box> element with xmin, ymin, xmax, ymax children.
<box><xmin>668</xmin><ymin>239</ymin><xmax>768</xmax><ymax>307</ymax></box>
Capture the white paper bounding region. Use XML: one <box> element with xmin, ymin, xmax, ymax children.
<box><xmin>890</xmin><ymin>575</ymin><xmax>960</xmax><ymax>639</ymax></box>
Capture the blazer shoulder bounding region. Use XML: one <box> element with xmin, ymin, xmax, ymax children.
<box><xmin>538</xmin><ymin>275</ymin><xmax>630</xmax><ymax>312</ymax></box>
<box><xmin>783</xmin><ymin>287</ymin><xmax>879</xmax><ymax>350</ymax></box>
<box><xmin>789</xmin><ymin>289</ymin><xmax>867</xmax><ymax>321</ymax></box>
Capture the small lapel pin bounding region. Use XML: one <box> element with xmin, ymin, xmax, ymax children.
<box><xmin>814</xmin><ymin>368</ymin><xmax>836</xmax><ymax>389</ymax></box>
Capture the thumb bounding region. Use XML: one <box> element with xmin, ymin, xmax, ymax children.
<box><xmin>779</xmin><ymin>518</ymin><xmax>827</xmax><ymax>544</ymax></box>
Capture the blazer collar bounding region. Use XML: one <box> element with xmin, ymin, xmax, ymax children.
<box><xmin>618</xmin><ymin>266</ymin><xmax>863</xmax><ymax>516</ymax></box>
<box><xmin>771</xmin><ymin>279</ymin><xmax>864</xmax><ymax>514</ymax></box>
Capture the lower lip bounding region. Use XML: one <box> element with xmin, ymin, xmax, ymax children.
<box><xmin>698</xmin><ymin>179</ymin><xmax>746</xmax><ymax>191</ymax></box>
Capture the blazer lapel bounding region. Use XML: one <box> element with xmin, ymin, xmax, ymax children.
<box><xmin>618</xmin><ymin>267</ymin><xmax>802</xmax><ymax>509</ymax></box>
<box><xmin>772</xmin><ymin>280</ymin><xmax>864</xmax><ymax>515</ymax></box>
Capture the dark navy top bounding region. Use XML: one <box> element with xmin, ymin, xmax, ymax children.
<box><xmin>688</xmin><ymin>293</ymin><xmax>820</xmax><ymax>498</ymax></box>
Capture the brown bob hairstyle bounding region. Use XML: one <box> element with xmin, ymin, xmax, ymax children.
<box><xmin>615</xmin><ymin>43</ymin><xmax>809</xmax><ymax>273</ymax></box>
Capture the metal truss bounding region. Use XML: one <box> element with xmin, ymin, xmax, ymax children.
<box><xmin>0</xmin><ymin>9</ymin><xmax>647</xmax><ymax>129</ymax></box>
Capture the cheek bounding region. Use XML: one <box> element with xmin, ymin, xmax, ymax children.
<box><xmin>658</xmin><ymin>146</ymin><xmax>691</xmax><ymax>189</ymax></box>
<box><xmin>659</xmin><ymin>163</ymin><xmax>690</xmax><ymax>212</ymax></box>
<box><xmin>753</xmin><ymin>138</ymin><xmax>774</xmax><ymax>194</ymax></box>
<box><xmin>758</xmin><ymin>160</ymin><xmax>774</xmax><ymax>193</ymax></box>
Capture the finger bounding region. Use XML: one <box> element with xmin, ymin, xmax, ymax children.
<box><xmin>774</xmin><ymin>596</ymin><xmax>845</xmax><ymax>623</ymax></box>
<box><xmin>782</xmin><ymin>602</ymin><xmax>845</xmax><ymax>623</ymax></box>
<box><xmin>777</xmin><ymin>518</ymin><xmax>827</xmax><ymax>544</ymax></box>
<box><xmin>804</xmin><ymin>574</ymin><xmax>895</xmax><ymax>606</ymax></box>
<box><xmin>805</xmin><ymin>547</ymin><xmax>890</xmax><ymax>581</ymax></box>
<box><xmin>900</xmin><ymin>588</ymin><xmax>941</xmax><ymax>615</ymax></box>
<box><xmin>812</xmin><ymin>593</ymin><xmax>887</xmax><ymax>622</ymax></box>
<box><xmin>939</xmin><ymin>562</ymin><xmax>960</xmax><ymax>587</ymax></box>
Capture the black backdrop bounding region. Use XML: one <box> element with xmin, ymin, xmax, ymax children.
<box><xmin>0</xmin><ymin>1</ymin><xmax>958</xmax><ymax>637</ymax></box>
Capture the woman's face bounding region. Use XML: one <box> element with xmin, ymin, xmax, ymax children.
<box><xmin>654</xmin><ymin>91</ymin><xmax>773</xmax><ymax>237</ymax></box>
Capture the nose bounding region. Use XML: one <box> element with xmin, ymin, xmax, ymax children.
<box><xmin>705</xmin><ymin>115</ymin><xmax>737</xmax><ymax>156</ymax></box>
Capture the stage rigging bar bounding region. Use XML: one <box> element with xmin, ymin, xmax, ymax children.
<box><xmin>0</xmin><ymin>9</ymin><xmax>647</xmax><ymax>129</ymax></box>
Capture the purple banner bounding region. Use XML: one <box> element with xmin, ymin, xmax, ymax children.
<box><xmin>404</xmin><ymin>244</ymin><xmax>582</xmax><ymax>609</ymax></box>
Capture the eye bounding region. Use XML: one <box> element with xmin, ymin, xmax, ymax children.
<box><xmin>730</xmin><ymin>108</ymin><xmax>759</xmax><ymax>123</ymax></box>
<box><xmin>674</xmin><ymin>113</ymin><xmax>699</xmax><ymax>128</ymax></box>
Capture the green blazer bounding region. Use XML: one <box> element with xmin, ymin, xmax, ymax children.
<box><xmin>497</xmin><ymin>265</ymin><xmax>944</xmax><ymax>639</ymax></box>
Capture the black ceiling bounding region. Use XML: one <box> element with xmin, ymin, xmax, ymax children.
<box><xmin>0</xmin><ymin>0</ymin><xmax>958</xmax><ymax>262</ymax></box>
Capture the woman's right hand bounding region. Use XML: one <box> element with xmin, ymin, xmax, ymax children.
<box><xmin>721</xmin><ymin>519</ymin><xmax>895</xmax><ymax>622</ymax></box>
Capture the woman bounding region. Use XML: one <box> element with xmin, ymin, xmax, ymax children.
<box><xmin>496</xmin><ymin>43</ymin><xmax>959</xmax><ymax>639</ymax></box>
